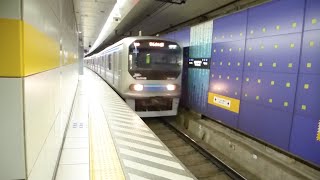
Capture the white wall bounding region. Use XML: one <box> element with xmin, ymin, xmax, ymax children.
<box><xmin>25</xmin><ymin>65</ymin><xmax>78</xmax><ymax>180</ymax></box>
<box><xmin>0</xmin><ymin>0</ymin><xmax>79</xmax><ymax>179</ymax></box>
<box><xmin>0</xmin><ymin>78</ymin><xmax>26</xmax><ymax>180</ymax></box>
<box><xmin>0</xmin><ymin>0</ymin><xmax>21</xmax><ymax>19</ymax></box>
<box><xmin>0</xmin><ymin>1</ymin><xmax>25</xmax><ymax>179</ymax></box>
<box><xmin>23</xmin><ymin>0</ymin><xmax>79</xmax><ymax>179</ymax></box>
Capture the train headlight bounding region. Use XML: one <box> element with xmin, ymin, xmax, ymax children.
<box><xmin>130</xmin><ymin>84</ymin><xmax>144</xmax><ymax>91</ymax></box>
<box><xmin>166</xmin><ymin>84</ymin><xmax>176</xmax><ymax>91</ymax></box>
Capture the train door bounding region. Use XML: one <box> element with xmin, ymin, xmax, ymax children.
<box><xmin>118</xmin><ymin>52</ymin><xmax>122</xmax><ymax>90</ymax></box>
<box><xmin>112</xmin><ymin>52</ymin><xmax>117</xmax><ymax>86</ymax></box>
<box><xmin>107</xmin><ymin>54</ymin><xmax>112</xmax><ymax>82</ymax></box>
<box><xmin>113</xmin><ymin>51</ymin><xmax>121</xmax><ymax>88</ymax></box>
<box><xmin>103</xmin><ymin>55</ymin><xmax>107</xmax><ymax>78</ymax></box>
<box><xmin>99</xmin><ymin>57</ymin><xmax>102</xmax><ymax>75</ymax></box>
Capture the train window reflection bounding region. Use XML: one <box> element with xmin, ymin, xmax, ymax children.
<box><xmin>128</xmin><ymin>40</ymin><xmax>182</xmax><ymax>80</ymax></box>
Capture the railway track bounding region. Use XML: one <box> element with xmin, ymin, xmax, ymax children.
<box><xmin>144</xmin><ymin>118</ymin><xmax>246</xmax><ymax>180</ymax></box>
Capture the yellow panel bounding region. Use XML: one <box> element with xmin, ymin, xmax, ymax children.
<box><xmin>23</xmin><ymin>22</ymin><xmax>60</xmax><ymax>76</ymax></box>
<box><xmin>208</xmin><ymin>92</ymin><xmax>240</xmax><ymax>114</ymax></box>
<box><xmin>0</xmin><ymin>18</ymin><xmax>23</xmax><ymax>77</ymax></box>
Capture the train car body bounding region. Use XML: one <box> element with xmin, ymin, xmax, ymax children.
<box><xmin>85</xmin><ymin>36</ymin><xmax>183</xmax><ymax>117</ymax></box>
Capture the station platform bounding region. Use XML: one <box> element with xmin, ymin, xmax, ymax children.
<box><xmin>55</xmin><ymin>69</ymin><xmax>196</xmax><ymax>180</ymax></box>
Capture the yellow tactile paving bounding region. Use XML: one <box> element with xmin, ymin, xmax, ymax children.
<box><xmin>89</xmin><ymin>103</ymin><xmax>125</xmax><ymax>180</ymax></box>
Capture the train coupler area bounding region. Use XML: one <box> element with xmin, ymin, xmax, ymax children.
<box><xmin>135</xmin><ymin>97</ymin><xmax>173</xmax><ymax>111</ymax></box>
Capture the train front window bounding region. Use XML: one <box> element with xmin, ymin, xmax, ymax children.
<box><xmin>128</xmin><ymin>40</ymin><xmax>182</xmax><ymax>80</ymax></box>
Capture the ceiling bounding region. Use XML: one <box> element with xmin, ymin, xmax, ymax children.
<box><xmin>73</xmin><ymin>0</ymin><xmax>269</xmax><ymax>54</ymax></box>
<box><xmin>73</xmin><ymin>0</ymin><xmax>116</xmax><ymax>48</ymax></box>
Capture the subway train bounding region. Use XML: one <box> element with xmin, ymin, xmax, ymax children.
<box><xmin>84</xmin><ymin>36</ymin><xmax>183</xmax><ymax>117</ymax></box>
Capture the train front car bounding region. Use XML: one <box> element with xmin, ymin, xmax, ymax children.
<box><xmin>123</xmin><ymin>38</ymin><xmax>182</xmax><ymax>117</ymax></box>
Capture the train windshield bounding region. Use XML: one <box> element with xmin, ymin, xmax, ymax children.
<box><xmin>128</xmin><ymin>40</ymin><xmax>182</xmax><ymax>80</ymax></box>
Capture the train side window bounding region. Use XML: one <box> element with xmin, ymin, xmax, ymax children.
<box><xmin>108</xmin><ymin>54</ymin><xmax>112</xmax><ymax>70</ymax></box>
<box><xmin>103</xmin><ymin>55</ymin><xmax>106</xmax><ymax>69</ymax></box>
<box><xmin>119</xmin><ymin>52</ymin><xmax>122</xmax><ymax>68</ymax></box>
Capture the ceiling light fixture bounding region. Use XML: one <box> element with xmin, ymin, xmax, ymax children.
<box><xmin>87</xmin><ymin>0</ymin><xmax>126</xmax><ymax>54</ymax></box>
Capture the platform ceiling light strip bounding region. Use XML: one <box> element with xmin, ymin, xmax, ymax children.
<box><xmin>88</xmin><ymin>0</ymin><xmax>135</xmax><ymax>54</ymax></box>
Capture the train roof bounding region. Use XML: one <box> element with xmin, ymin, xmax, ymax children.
<box><xmin>89</xmin><ymin>36</ymin><xmax>179</xmax><ymax>57</ymax></box>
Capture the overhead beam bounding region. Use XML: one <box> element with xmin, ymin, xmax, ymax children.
<box><xmin>155</xmin><ymin>0</ymin><xmax>186</xmax><ymax>5</ymax></box>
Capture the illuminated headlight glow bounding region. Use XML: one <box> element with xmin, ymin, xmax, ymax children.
<box><xmin>134</xmin><ymin>42</ymin><xmax>140</xmax><ymax>46</ymax></box>
<box><xmin>169</xmin><ymin>45</ymin><xmax>177</xmax><ymax>49</ymax></box>
<box><xmin>131</xmin><ymin>84</ymin><xmax>143</xmax><ymax>91</ymax></box>
<box><xmin>166</xmin><ymin>84</ymin><xmax>176</xmax><ymax>91</ymax></box>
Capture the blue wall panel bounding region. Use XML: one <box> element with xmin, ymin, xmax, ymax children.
<box><xmin>207</xmin><ymin>10</ymin><xmax>247</xmax><ymax>128</ymax></box>
<box><xmin>206</xmin><ymin>105</ymin><xmax>238</xmax><ymax>128</ymax></box>
<box><xmin>290</xmin><ymin>13</ymin><xmax>320</xmax><ymax>164</ymax></box>
<box><xmin>212</xmin><ymin>40</ymin><xmax>246</xmax><ymax>72</ymax></box>
<box><xmin>213</xmin><ymin>10</ymin><xmax>247</xmax><ymax>43</ymax></box>
<box><xmin>188</xmin><ymin>68</ymin><xmax>210</xmax><ymax>114</ymax></box>
<box><xmin>174</xmin><ymin>27</ymin><xmax>191</xmax><ymax>47</ymax></box>
<box><xmin>294</xmin><ymin>74</ymin><xmax>320</xmax><ymax>119</ymax></box>
<box><xmin>161</xmin><ymin>33</ymin><xmax>175</xmax><ymax>40</ymax></box>
<box><xmin>209</xmin><ymin>69</ymin><xmax>243</xmax><ymax>100</ymax></box>
<box><xmin>300</xmin><ymin>30</ymin><xmax>320</xmax><ymax>74</ymax></box>
<box><xmin>247</xmin><ymin>0</ymin><xmax>305</xmax><ymax>38</ymax></box>
<box><xmin>241</xmin><ymin>71</ymin><xmax>297</xmax><ymax>113</ymax></box>
<box><xmin>305</xmin><ymin>0</ymin><xmax>320</xmax><ymax>31</ymax></box>
<box><xmin>289</xmin><ymin>115</ymin><xmax>320</xmax><ymax>165</ymax></box>
<box><xmin>187</xmin><ymin>21</ymin><xmax>212</xmax><ymax>113</ymax></box>
<box><xmin>245</xmin><ymin>33</ymin><xmax>302</xmax><ymax>73</ymax></box>
<box><xmin>239</xmin><ymin>1</ymin><xmax>304</xmax><ymax>152</ymax></box>
<box><xmin>170</xmin><ymin>0</ymin><xmax>320</xmax><ymax>165</ymax></box>
<box><xmin>239</xmin><ymin>102</ymin><xmax>293</xmax><ymax>150</ymax></box>
<box><xmin>160</xmin><ymin>27</ymin><xmax>190</xmax><ymax>47</ymax></box>
<box><xmin>190</xmin><ymin>21</ymin><xmax>213</xmax><ymax>58</ymax></box>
